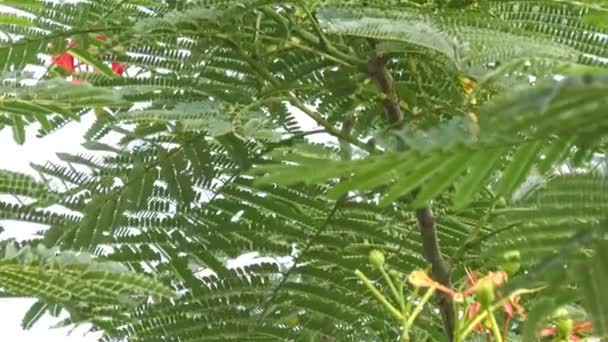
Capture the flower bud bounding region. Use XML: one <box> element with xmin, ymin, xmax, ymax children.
<box><xmin>501</xmin><ymin>250</ymin><xmax>521</xmax><ymax>275</ymax></box>
<box><xmin>369</xmin><ymin>250</ymin><xmax>385</xmax><ymax>269</ymax></box>
<box><xmin>112</xmin><ymin>45</ymin><xmax>126</xmax><ymax>54</ymax></box>
<box><xmin>495</xmin><ymin>197</ymin><xmax>507</xmax><ymax>208</ymax></box>
<box><xmin>388</xmin><ymin>269</ymin><xmax>400</xmax><ymax>279</ymax></box>
<box><xmin>553</xmin><ymin>308</ymin><xmax>573</xmax><ymax>337</ymax></box>
<box><xmin>504</xmin><ymin>250</ymin><xmax>521</xmax><ymax>262</ymax></box>
<box><xmin>475</xmin><ymin>280</ymin><xmax>495</xmax><ymax>308</ymax></box>
<box><xmin>87</xmin><ymin>45</ymin><xmax>100</xmax><ymax>55</ymax></box>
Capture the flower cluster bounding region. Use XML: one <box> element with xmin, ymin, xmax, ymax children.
<box><xmin>408</xmin><ymin>269</ymin><xmax>592</xmax><ymax>341</ymax></box>
<box><xmin>50</xmin><ymin>35</ymin><xmax>125</xmax><ymax>82</ymax></box>
<box><xmin>539</xmin><ymin>308</ymin><xmax>592</xmax><ymax>342</ymax></box>
<box><xmin>409</xmin><ymin>268</ymin><xmax>525</xmax><ymax>333</ymax></box>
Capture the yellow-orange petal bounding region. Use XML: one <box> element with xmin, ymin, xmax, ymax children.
<box><xmin>463</xmin><ymin>271</ymin><xmax>508</xmax><ymax>297</ymax></box>
<box><xmin>408</xmin><ymin>270</ymin><xmax>457</xmax><ymax>296</ymax></box>
<box><xmin>408</xmin><ymin>270</ymin><xmax>437</xmax><ymax>287</ymax></box>
<box><xmin>489</xmin><ymin>271</ymin><xmax>508</xmax><ymax>287</ymax></box>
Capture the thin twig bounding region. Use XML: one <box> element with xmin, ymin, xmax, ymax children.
<box><xmin>253</xmin><ymin>196</ymin><xmax>347</xmax><ymax>326</ymax></box>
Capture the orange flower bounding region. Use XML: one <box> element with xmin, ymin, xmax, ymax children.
<box><xmin>408</xmin><ymin>268</ymin><xmax>525</xmax><ymax>334</ymax></box>
<box><xmin>461</xmin><ymin>269</ymin><xmax>525</xmax><ymax>333</ymax></box>
<box><xmin>539</xmin><ymin>321</ymin><xmax>592</xmax><ymax>341</ymax></box>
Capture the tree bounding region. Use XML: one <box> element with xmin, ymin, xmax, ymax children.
<box><xmin>0</xmin><ymin>0</ymin><xmax>607</xmax><ymax>341</ymax></box>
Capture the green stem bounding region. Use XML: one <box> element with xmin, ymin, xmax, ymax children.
<box><xmin>403</xmin><ymin>285</ymin><xmax>420</xmax><ymax>318</ymax></box>
<box><xmin>260</xmin><ymin>7</ymin><xmax>366</xmax><ymax>67</ymax></box>
<box><xmin>355</xmin><ymin>270</ymin><xmax>403</xmax><ymax>321</ymax></box>
<box><xmin>458</xmin><ymin>288</ymin><xmax>543</xmax><ymax>340</ymax></box>
<box><xmin>380</xmin><ymin>267</ymin><xmax>403</xmax><ymax>308</ymax></box>
<box><xmin>487</xmin><ymin>310</ymin><xmax>503</xmax><ymax>342</ymax></box>
<box><xmin>288</xmin><ymin>96</ymin><xmax>379</xmax><ymax>154</ymax></box>
<box><xmin>399</xmin><ymin>283</ymin><xmax>409</xmax><ymax>342</ymax></box>
<box><xmin>405</xmin><ymin>287</ymin><xmax>436</xmax><ymax>329</ymax></box>
<box><xmin>223</xmin><ymin>36</ymin><xmax>377</xmax><ymax>155</ymax></box>
<box><xmin>453</xmin><ymin>302</ymin><xmax>463</xmax><ymax>342</ymax></box>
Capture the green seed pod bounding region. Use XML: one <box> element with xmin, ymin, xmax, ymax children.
<box><xmin>369</xmin><ymin>250</ymin><xmax>385</xmax><ymax>269</ymax></box>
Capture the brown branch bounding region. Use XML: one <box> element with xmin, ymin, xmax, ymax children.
<box><xmin>367</xmin><ymin>40</ymin><xmax>455</xmax><ymax>341</ymax></box>
<box><xmin>415</xmin><ymin>206</ymin><xmax>454</xmax><ymax>341</ymax></box>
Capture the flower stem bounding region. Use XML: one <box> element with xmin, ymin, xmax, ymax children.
<box><xmin>355</xmin><ymin>269</ymin><xmax>403</xmax><ymax>321</ymax></box>
<box><xmin>404</xmin><ymin>285</ymin><xmax>420</xmax><ymax>318</ymax></box>
<box><xmin>405</xmin><ymin>287</ymin><xmax>436</xmax><ymax>328</ymax></box>
<box><xmin>487</xmin><ymin>310</ymin><xmax>503</xmax><ymax>342</ymax></box>
<box><xmin>381</xmin><ymin>267</ymin><xmax>404</xmax><ymax>309</ymax></box>
<box><xmin>453</xmin><ymin>303</ymin><xmax>463</xmax><ymax>342</ymax></box>
<box><xmin>459</xmin><ymin>287</ymin><xmax>544</xmax><ymax>339</ymax></box>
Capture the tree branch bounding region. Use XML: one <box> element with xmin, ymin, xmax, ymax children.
<box><xmin>220</xmin><ymin>35</ymin><xmax>378</xmax><ymax>155</ymax></box>
<box><xmin>367</xmin><ymin>40</ymin><xmax>455</xmax><ymax>341</ymax></box>
<box><xmin>260</xmin><ymin>7</ymin><xmax>367</xmax><ymax>68</ymax></box>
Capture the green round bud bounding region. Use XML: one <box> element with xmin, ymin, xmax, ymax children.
<box><xmin>87</xmin><ymin>45</ymin><xmax>99</xmax><ymax>55</ymax></box>
<box><xmin>495</xmin><ymin>197</ymin><xmax>507</xmax><ymax>208</ymax></box>
<box><xmin>369</xmin><ymin>250</ymin><xmax>385</xmax><ymax>269</ymax></box>
<box><xmin>501</xmin><ymin>261</ymin><xmax>521</xmax><ymax>275</ymax></box>
<box><xmin>475</xmin><ymin>280</ymin><xmax>495</xmax><ymax>308</ymax></box>
<box><xmin>112</xmin><ymin>45</ymin><xmax>126</xmax><ymax>54</ymax></box>
<box><xmin>503</xmin><ymin>250</ymin><xmax>521</xmax><ymax>262</ymax></box>
<box><xmin>553</xmin><ymin>308</ymin><xmax>573</xmax><ymax>337</ymax></box>
<box><xmin>501</xmin><ymin>250</ymin><xmax>521</xmax><ymax>274</ymax></box>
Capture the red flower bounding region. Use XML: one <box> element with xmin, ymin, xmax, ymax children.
<box><xmin>539</xmin><ymin>321</ymin><xmax>592</xmax><ymax>341</ymax></box>
<box><xmin>50</xmin><ymin>35</ymin><xmax>125</xmax><ymax>81</ymax></box>
<box><xmin>111</xmin><ymin>62</ymin><xmax>125</xmax><ymax>75</ymax></box>
<box><xmin>51</xmin><ymin>53</ymin><xmax>75</xmax><ymax>73</ymax></box>
<box><xmin>502</xmin><ymin>295</ymin><xmax>525</xmax><ymax>319</ymax></box>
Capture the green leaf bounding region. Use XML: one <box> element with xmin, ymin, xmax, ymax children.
<box><xmin>579</xmin><ymin>240</ymin><xmax>608</xmax><ymax>337</ymax></box>
<box><xmin>68</xmin><ymin>48</ymin><xmax>117</xmax><ymax>79</ymax></box>
<box><xmin>452</xmin><ymin>147</ymin><xmax>505</xmax><ymax>209</ymax></box>
<box><xmin>495</xmin><ymin>141</ymin><xmax>544</xmax><ymax>200</ymax></box>
<box><xmin>412</xmin><ymin>151</ymin><xmax>471</xmax><ymax>207</ymax></box>
<box><xmin>379</xmin><ymin>153</ymin><xmax>445</xmax><ymax>206</ymax></box>
<box><xmin>21</xmin><ymin>301</ymin><xmax>48</xmax><ymax>330</ymax></box>
<box><xmin>11</xmin><ymin>115</ymin><xmax>25</xmax><ymax>145</ymax></box>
